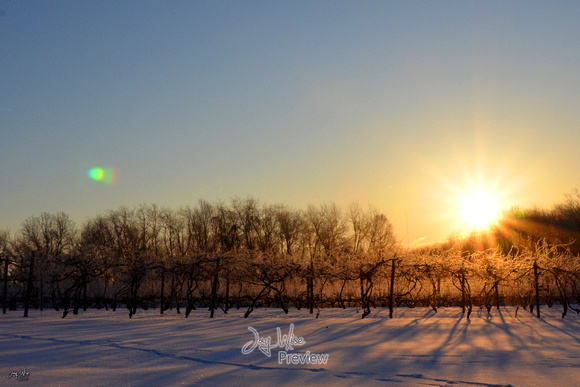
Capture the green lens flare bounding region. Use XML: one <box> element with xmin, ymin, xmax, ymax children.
<box><xmin>87</xmin><ymin>167</ymin><xmax>116</xmax><ymax>185</ymax></box>
<box><xmin>89</xmin><ymin>167</ymin><xmax>105</xmax><ymax>181</ymax></box>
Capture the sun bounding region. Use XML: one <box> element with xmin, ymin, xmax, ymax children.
<box><xmin>461</xmin><ymin>191</ymin><xmax>499</xmax><ymax>230</ymax></box>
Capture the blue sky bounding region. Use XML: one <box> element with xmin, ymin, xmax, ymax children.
<box><xmin>2</xmin><ymin>1</ymin><xmax>580</xmax><ymax>245</ymax></box>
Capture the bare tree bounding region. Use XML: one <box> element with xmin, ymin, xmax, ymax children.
<box><xmin>275</xmin><ymin>205</ymin><xmax>304</xmax><ymax>256</ymax></box>
<box><xmin>1</xmin><ymin>231</ymin><xmax>11</xmax><ymax>314</ymax></box>
<box><xmin>347</xmin><ymin>203</ymin><xmax>397</xmax><ymax>318</ymax></box>
<box><xmin>305</xmin><ymin>203</ymin><xmax>348</xmax><ymax>313</ymax></box>
<box><xmin>15</xmin><ymin>213</ymin><xmax>76</xmax><ymax>316</ymax></box>
<box><xmin>208</xmin><ymin>202</ymin><xmax>238</xmax><ymax>318</ymax></box>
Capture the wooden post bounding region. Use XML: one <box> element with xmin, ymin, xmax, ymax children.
<box><xmin>389</xmin><ymin>259</ymin><xmax>396</xmax><ymax>319</ymax></box>
<box><xmin>83</xmin><ymin>273</ymin><xmax>88</xmax><ymax>312</ymax></box>
<box><xmin>359</xmin><ymin>268</ymin><xmax>365</xmax><ymax>312</ymax></box>
<box><xmin>309</xmin><ymin>256</ymin><xmax>314</xmax><ymax>314</ymax></box>
<box><xmin>461</xmin><ymin>270</ymin><xmax>466</xmax><ymax>314</ymax></box>
<box><xmin>24</xmin><ymin>251</ymin><xmax>35</xmax><ymax>317</ymax></box>
<box><xmin>2</xmin><ymin>253</ymin><xmax>8</xmax><ymax>314</ymax></box>
<box><xmin>533</xmin><ymin>260</ymin><xmax>541</xmax><ymax>318</ymax></box>
<box><xmin>160</xmin><ymin>264</ymin><xmax>165</xmax><ymax>315</ymax></box>
<box><xmin>495</xmin><ymin>282</ymin><xmax>500</xmax><ymax>311</ymax></box>
<box><xmin>224</xmin><ymin>268</ymin><xmax>230</xmax><ymax>313</ymax></box>
<box><xmin>209</xmin><ymin>257</ymin><xmax>220</xmax><ymax>318</ymax></box>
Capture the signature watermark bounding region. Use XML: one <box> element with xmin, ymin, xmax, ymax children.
<box><xmin>7</xmin><ymin>368</ymin><xmax>29</xmax><ymax>381</ymax></box>
<box><xmin>241</xmin><ymin>323</ymin><xmax>329</xmax><ymax>365</ymax></box>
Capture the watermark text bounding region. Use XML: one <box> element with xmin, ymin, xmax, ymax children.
<box><xmin>241</xmin><ymin>324</ymin><xmax>329</xmax><ymax>365</ymax></box>
<box><xmin>7</xmin><ymin>368</ymin><xmax>29</xmax><ymax>382</ymax></box>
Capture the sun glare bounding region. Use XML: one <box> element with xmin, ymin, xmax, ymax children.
<box><xmin>461</xmin><ymin>191</ymin><xmax>499</xmax><ymax>230</ymax></box>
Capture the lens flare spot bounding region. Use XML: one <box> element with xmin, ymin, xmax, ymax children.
<box><xmin>87</xmin><ymin>167</ymin><xmax>117</xmax><ymax>185</ymax></box>
<box><xmin>88</xmin><ymin>167</ymin><xmax>105</xmax><ymax>181</ymax></box>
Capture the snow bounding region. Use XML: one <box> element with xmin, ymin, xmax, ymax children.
<box><xmin>1</xmin><ymin>306</ymin><xmax>580</xmax><ymax>386</ymax></box>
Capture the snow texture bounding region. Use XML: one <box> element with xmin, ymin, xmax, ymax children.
<box><xmin>1</xmin><ymin>307</ymin><xmax>580</xmax><ymax>386</ymax></box>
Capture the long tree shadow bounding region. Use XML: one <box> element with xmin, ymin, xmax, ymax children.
<box><xmin>0</xmin><ymin>333</ymin><xmax>327</xmax><ymax>373</ymax></box>
<box><xmin>487</xmin><ymin>308</ymin><xmax>526</xmax><ymax>348</ymax></box>
<box><xmin>537</xmin><ymin>317</ymin><xmax>580</xmax><ymax>346</ymax></box>
<box><xmin>427</xmin><ymin>314</ymin><xmax>468</xmax><ymax>368</ymax></box>
<box><xmin>394</xmin><ymin>373</ymin><xmax>514</xmax><ymax>387</ymax></box>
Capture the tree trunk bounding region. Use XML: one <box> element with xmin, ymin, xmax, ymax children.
<box><xmin>169</xmin><ymin>277</ymin><xmax>175</xmax><ymax>311</ymax></box>
<box><xmin>338</xmin><ymin>279</ymin><xmax>348</xmax><ymax>309</ymax></box>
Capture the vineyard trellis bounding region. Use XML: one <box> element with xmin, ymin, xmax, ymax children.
<box><xmin>1</xmin><ymin>197</ymin><xmax>580</xmax><ymax>319</ymax></box>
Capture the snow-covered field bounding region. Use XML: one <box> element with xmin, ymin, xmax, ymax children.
<box><xmin>1</xmin><ymin>306</ymin><xmax>580</xmax><ymax>386</ymax></box>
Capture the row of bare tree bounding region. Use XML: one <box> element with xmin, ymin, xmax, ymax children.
<box><xmin>1</xmin><ymin>197</ymin><xmax>579</xmax><ymax>319</ymax></box>
<box><xmin>0</xmin><ymin>199</ymin><xmax>396</xmax><ymax>318</ymax></box>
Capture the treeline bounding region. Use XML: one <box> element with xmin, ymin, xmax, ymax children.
<box><xmin>1</xmin><ymin>192</ymin><xmax>579</xmax><ymax>320</ymax></box>
<box><xmin>0</xmin><ymin>199</ymin><xmax>396</xmax><ymax>319</ymax></box>
<box><xmin>495</xmin><ymin>190</ymin><xmax>580</xmax><ymax>256</ymax></box>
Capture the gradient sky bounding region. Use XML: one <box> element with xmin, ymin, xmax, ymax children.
<box><xmin>2</xmin><ymin>1</ymin><xmax>580</xmax><ymax>245</ymax></box>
